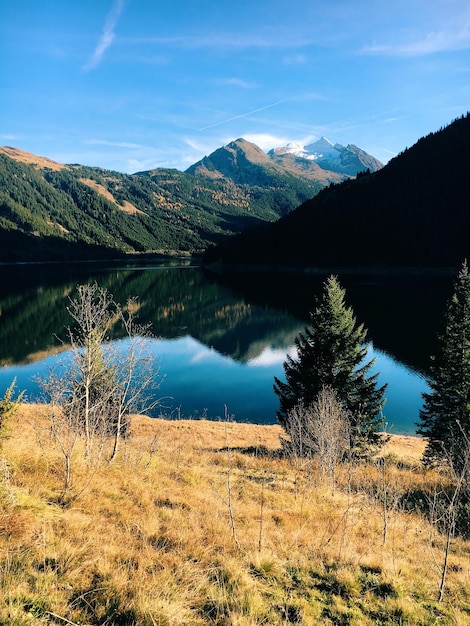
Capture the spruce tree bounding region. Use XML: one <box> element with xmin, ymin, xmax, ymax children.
<box><xmin>274</xmin><ymin>275</ymin><xmax>386</xmax><ymax>456</ymax></box>
<box><xmin>418</xmin><ymin>261</ymin><xmax>470</xmax><ymax>472</ymax></box>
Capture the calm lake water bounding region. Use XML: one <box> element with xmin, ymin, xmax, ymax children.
<box><xmin>0</xmin><ymin>262</ymin><xmax>455</xmax><ymax>435</ymax></box>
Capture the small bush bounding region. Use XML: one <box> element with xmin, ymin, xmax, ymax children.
<box><xmin>0</xmin><ymin>379</ymin><xmax>23</xmax><ymax>450</ymax></box>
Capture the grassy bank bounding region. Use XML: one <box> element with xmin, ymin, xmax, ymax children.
<box><xmin>1</xmin><ymin>405</ymin><xmax>469</xmax><ymax>625</ymax></box>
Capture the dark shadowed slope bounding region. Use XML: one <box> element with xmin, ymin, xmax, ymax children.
<box><xmin>204</xmin><ymin>114</ymin><xmax>470</xmax><ymax>270</ymax></box>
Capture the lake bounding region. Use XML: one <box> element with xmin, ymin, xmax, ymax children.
<box><xmin>0</xmin><ymin>262</ymin><xmax>455</xmax><ymax>435</ymax></box>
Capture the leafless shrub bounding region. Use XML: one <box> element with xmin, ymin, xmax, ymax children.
<box><xmin>283</xmin><ymin>386</ymin><xmax>351</xmax><ymax>487</ymax></box>
<box><xmin>426</xmin><ymin>421</ymin><xmax>470</xmax><ymax>602</ymax></box>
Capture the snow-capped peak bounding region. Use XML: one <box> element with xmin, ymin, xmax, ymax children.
<box><xmin>304</xmin><ymin>137</ymin><xmax>341</xmax><ymax>160</ymax></box>
<box><xmin>269</xmin><ymin>137</ymin><xmax>341</xmax><ymax>161</ymax></box>
<box><xmin>267</xmin><ymin>137</ymin><xmax>383</xmax><ymax>176</ymax></box>
<box><xmin>269</xmin><ymin>142</ymin><xmax>308</xmax><ymax>158</ymax></box>
<box><xmin>313</xmin><ymin>136</ymin><xmax>335</xmax><ymax>148</ymax></box>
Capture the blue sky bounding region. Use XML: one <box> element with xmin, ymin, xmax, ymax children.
<box><xmin>1</xmin><ymin>1</ymin><xmax>469</xmax><ymax>173</ymax></box>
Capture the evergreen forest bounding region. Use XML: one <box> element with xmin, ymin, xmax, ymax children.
<box><xmin>0</xmin><ymin>147</ymin><xmax>323</xmax><ymax>263</ymax></box>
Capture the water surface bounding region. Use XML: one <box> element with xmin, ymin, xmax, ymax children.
<box><xmin>0</xmin><ymin>263</ymin><xmax>452</xmax><ymax>434</ymax></box>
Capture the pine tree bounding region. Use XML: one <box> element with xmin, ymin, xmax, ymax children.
<box><xmin>418</xmin><ymin>261</ymin><xmax>470</xmax><ymax>472</ymax></box>
<box><xmin>274</xmin><ymin>275</ymin><xmax>386</xmax><ymax>456</ymax></box>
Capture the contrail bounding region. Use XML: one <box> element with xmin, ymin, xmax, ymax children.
<box><xmin>83</xmin><ymin>0</ymin><xmax>125</xmax><ymax>71</ymax></box>
<box><xmin>198</xmin><ymin>99</ymin><xmax>287</xmax><ymax>131</ymax></box>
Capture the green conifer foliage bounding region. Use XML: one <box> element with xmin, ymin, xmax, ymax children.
<box><xmin>274</xmin><ymin>275</ymin><xmax>386</xmax><ymax>456</ymax></box>
<box><xmin>0</xmin><ymin>379</ymin><xmax>24</xmax><ymax>453</ymax></box>
<box><xmin>418</xmin><ymin>261</ymin><xmax>470</xmax><ymax>472</ymax></box>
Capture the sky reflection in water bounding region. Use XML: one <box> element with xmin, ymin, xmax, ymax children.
<box><xmin>0</xmin><ymin>336</ymin><xmax>428</xmax><ymax>435</ymax></box>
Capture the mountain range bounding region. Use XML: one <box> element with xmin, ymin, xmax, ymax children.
<box><xmin>205</xmin><ymin>113</ymin><xmax>470</xmax><ymax>270</ymax></box>
<box><xmin>268</xmin><ymin>136</ymin><xmax>383</xmax><ymax>177</ymax></box>
<box><xmin>186</xmin><ymin>137</ymin><xmax>381</xmax><ymax>184</ymax></box>
<box><xmin>0</xmin><ymin>137</ymin><xmax>380</xmax><ymax>263</ymax></box>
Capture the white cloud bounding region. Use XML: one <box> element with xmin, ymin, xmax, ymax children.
<box><xmin>183</xmin><ymin>136</ymin><xmax>220</xmax><ymax>155</ymax></box>
<box><xmin>362</xmin><ymin>21</ymin><xmax>470</xmax><ymax>57</ymax></box>
<box><xmin>243</xmin><ymin>133</ymin><xmax>290</xmax><ymax>150</ymax></box>
<box><xmin>126</xmin><ymin>142</ymin><xmax>209</xmax><ymax>173</ymax></box>
<box><xmin>1</xmin><ymin>133</ymin><xmax>20</xmax><ymax>141</ymax></box>
<box><xmin>83</xmin><ymin>139</ymin><xmax>147</xmax><ymax>149</ymax></box>
<box><xmin>83</xmin><ymin>0</ymin><xmax>125</xmax><ymax>71</ymax></box>
<box><xmin>243</xmin><ymin>133</ymin><xmax>316</xmax><ymax>151</ymax></box>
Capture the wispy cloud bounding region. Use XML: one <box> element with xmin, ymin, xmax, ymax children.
<box><xmin>184</xmin><ymin>137</ymin><xmax>218</xmax><ymax>153</ymax></box>
<box><xmin>362</xmin><ymin>22</ymin><xmax>470</xmax><ymax>57</ymax></box>
<box><xmin>215</xmin><ymin>78</ymin><xmax>257</xmax><ymax>89</ymax></box>
<box><xmin>83</xmin><ymin>139</ymin><xmax>147</xmax><ymax>149</ymax></box>
<box><xmin>83</xmin><ymin>0</ymin><xmax>125</xmax><ymax>71</ymax></box>
<box><xmin>123</xmin><ymin>33</ymin><xmax>312</xmax><ymax>51</ymax></box>
<box><xmin>197</xmin><ymin>100</ymin><xmax>287</xmax><ymax>131</ymax></box>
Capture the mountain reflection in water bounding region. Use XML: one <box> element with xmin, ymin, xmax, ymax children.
<box><xmin>0</xmin><ymin>263</ymin><xmax>453</xmax><ymax>434</ymax></box>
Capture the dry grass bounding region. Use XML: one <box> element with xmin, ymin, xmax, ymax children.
<box><xmin>0</xmin><ymin>146</ymin><xmax>65</xmax><ymax>171</ymax></box>
<box><xmin>79</xmin><ymin>178</ymin><xmax>144</xmax><ymax>215</ymax></box>
<box><xmin>1</xmin><ymin>405</ymin><xmax>469</xmax><ymax>625</ymax></box>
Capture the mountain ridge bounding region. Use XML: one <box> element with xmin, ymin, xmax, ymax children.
<box><xmin>268</xmin><ymin>137</ymin><xmax>383</xmax><ymax>176</ymax></box>
<box><xmin>0</xmin><ymin>146</ymin><xmax>66</xmax><ymax>171</ymax></box>
<box><xmin>186</xmin><ymin>137</ymin><xmax>382</xmax><ymax>185</ymax></box>
<box><xmin>204</xmin><ymin>113</ymin><xmax>470</xmax><ymax>270</ymax></box>
<box><xmin>0</xmin><ymin>135</ymin><xmax>381</xmax><ymax>262</ymax></box>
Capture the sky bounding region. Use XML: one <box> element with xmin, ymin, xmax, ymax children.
<box><xmin>1</xmin><ymin>1</ymin><xmax>469</xmax><ymax>174</ymax></box>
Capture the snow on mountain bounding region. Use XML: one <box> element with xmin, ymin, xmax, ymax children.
<box><xmin>270</xmin><ymin>142</ymin><xmax>310</xmax><ymax>159</ymax></box>
<box><xmin>271</xmin><ymin>137</ymin><xmax>342</xmax><ymax>161</ymax></box>
<box><xmin>268</xmin><ymin>137</ymin><xmax>383</xmax><ymax>176</ymax></box>
<box><xmin>304</xmin><ymin>137</ymin><xmax>340</xmax><ymax>160</ymax></box>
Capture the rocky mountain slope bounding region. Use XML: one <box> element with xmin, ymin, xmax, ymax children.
<box><xmin>268</xmin><ymin>137</ymin><xmax>383</xmax><ymax>176</ymax></box>
<box><xmin>186</xmin><ymin>137</ymin><xmax>381</xmax><ymax>185</ymax></box>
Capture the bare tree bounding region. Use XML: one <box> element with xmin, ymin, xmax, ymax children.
<box><xmin>427</xmin><ymin>421</ymin><xmax>470</xmax><ymax>602</ymax></box>
<box><xmin>39</xmin><ymin>283</ymin><xmax>163</xmax><ymax>500</ymax></box>
<box><xmin>284</xmin><ymin>386</ymin><xmax>350</xmax><ymax>487</ymax></box>
<box><xmin>107</xmin><ymin>304</ymin><xmax>163</xmax><ymax>461</ymax></box>
<box><xmin>63</xmin><ymin>283</ymin><xmax>118</xmax><ymax>457</ymax></box>
<box><xmin>41</xmin><ymin>372</ymin><xmax>82</xmax><ymax>500</ymax></box>
<box><xmin>311</xmin><ymin>386</ymin><xmax>351</xmax><ymax>483</ymax></box>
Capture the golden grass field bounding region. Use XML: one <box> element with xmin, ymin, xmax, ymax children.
<box><xmin>1</xmin><ymin>404</ymin><xmax>469</xmax><ymax>625</ymax></box>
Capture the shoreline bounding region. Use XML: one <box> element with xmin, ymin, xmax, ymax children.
<box><xmin>0</xmin><ymin>251</ymin><xmax>459</xmax><ymax>278</ymax></box>
<box><xmin>203</xmin><ymin>260</ymin><xmax>458</xmax><ymax>278</ymax></box>
<box><xmin>19</xmin><ymin>404</ymin><xmax>426</xmax><ymax>462</ymax></box>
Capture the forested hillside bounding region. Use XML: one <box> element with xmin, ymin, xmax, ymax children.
<box><xmin>0</xmin><ymin>145</ymin><xmax>328</xmax><ymax>263</ymax></box>
<box><xmin>0</xmin><ymin>154</ymin><xmax>270</xmax><ymax>261</ymax></box>
<box><xmin>204</xmin><ymin>114</ymin><xmax>470</xmax><ymax>270</ymax></box>
<box><xmin>0</xmin><ymin>133</ymin><xmax>383</xmax><ymax>263</ymax></box>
